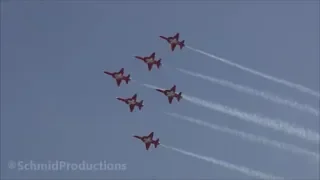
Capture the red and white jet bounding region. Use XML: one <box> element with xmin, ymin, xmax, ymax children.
<box><xmin>133</xmin><ymin>132</ymin><xmax>160</xmax><ymax>150</ymax></box>
<box><xmin>116</xmin><ymin>93</ymin><xmax>144</xmax><ymax>112</ymax></box>
<box><xmin>135</xmin><ymin>52</ymin><xmax>162</xmax><ymax>71</ymax></box>
<box><xmin>160</xmin><ymin>33</ymin><xmax>185</xmax><ymax>51</ymax></box>
<box><xmin>156</xmin><ymin>85</ymin><xmax>182</xmax><ymax>104</ymax></box>
<box><xmin>103</xmin><ymin>68</ymin><xmax>131</xmax><ymax>87</ymax></box>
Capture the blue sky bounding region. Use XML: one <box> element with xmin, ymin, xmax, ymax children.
<box><xmin>1</xmin><ymin>1</ymin><xmax>319</xmax><ymax>179</ymax></box>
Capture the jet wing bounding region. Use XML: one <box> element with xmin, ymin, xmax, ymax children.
<box><xmin>174</xmin><ymin>33</ymin><xmax>179</xmax><ymax>40</ymax></box>
<box><xmin>132</xmin><ymin>94</ymin><xmax>137</xmax><ymax>100</ymax></box>
<box><xmin>171</xmin><ymin>44</ymin><xmax>177</xmax><ymax>51</ymax></box>
<box><xmin>170</xmin><ymin>85</ymin><xmax>176</xmax><ymax>92</ymax></box>
<box><xmin>116</xmin><ymin>79</ymin><xmax>121</xmax><ymax>86</ymax></box>
<box><xmin>150</xmin><ymin>52</ymin><xmax>155</xmax><ymax>59</ymax></box>
<box><xmin>147</xmin><ymin>64</ymin><xmax>153</xmax><ymax>71</ymax></box>
<box><xmin>129</xmin><ymin>104</ymin><xmax>135</xmax><ymax>112</ymax></box>
<box><xmin>119</xmin><ymin>68</ymin><xmax>124</xmax><ymax>74</ymax></box>
<box><xmin>148</xmin><ymin>132</ymin><xmax>154</xmax><ymax>138</ymax></box>
<box><xmin>145</xmin><ymin>143</ymin><xmax>151</xmax><ymax>150</ymax></box>
<box><xmin>168</xmin><ymin>97</ymin><xmax>173</xmax><ymax>104</ymax></box>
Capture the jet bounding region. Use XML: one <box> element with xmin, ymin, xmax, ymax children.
<box><xmin>116</xmin><ymin>93</ymin><xmax>144</xmax><ymax>112</ymax></box>
<box><xmin>103</xmin><ymin>68</ymin><xmax>131</xmax><ymax>87</ymax></box>
<box><xmin>155</xmin><ymin>85</ymin><xmax>182</xmax><ymax>104</ymax></box>
<box><xmin>159</xmin><ymin>33</ymin><xmax>185</xmax><ymax>51</ymax></box>
<box><xmin>135</xmin><ymin>52</ymin><xmax>162</xmax><ymax>71</ymax></box>
<box><xmin>133</xmin><ymin>132</ymin><xmax>160</xmax><ymax>150</ymax></box>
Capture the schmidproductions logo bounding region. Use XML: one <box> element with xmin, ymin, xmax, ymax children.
<box><xmin>8</xmin><ymin>160</ymin><xmax>127</xmax><ymax>172</ymax></box>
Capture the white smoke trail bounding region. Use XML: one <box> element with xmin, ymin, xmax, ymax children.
<box><xmin>141</xmin><ymin>83</ymin><xmax>319</xmax><ymax>143</ymax></box>
<box><xmin>182</xmin><ymin>94</ymin><xmax>320</xmax><ymax>144</ymax></box>
<box><xmin>141</xmin><ymin>83</ymin><xmax>161</xmax><ymax>90</ymax></box>
<box><xmin>176</xmin><ymin>68</ymin><xmax>319</xmax><ymax>117</ymax></box>
<box><xmin>160</xmin><ymin>144</ymin><xmax>284</xmax><ymax>180</ymax></box>
<box><xmin>165</xmin><ymin>112</ymin><xmax>319</xmax><ymax>160</ymax></box>
<box><xmin>186</xmin><ymin>46</ymin><xmax>320</xmax><ymax>98</ymax></box>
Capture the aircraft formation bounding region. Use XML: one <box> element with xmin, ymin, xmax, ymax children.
<box><xmin>103</xmin><ymin>33</ymin><xmax>185</xmax><ymax>150</ymax></box>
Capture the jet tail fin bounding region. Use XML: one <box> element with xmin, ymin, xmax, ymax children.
<box><xmin>180</xmin><ymin>40</ymin><xmax>185</xmax><ymax>49</ymax></box>
<box><xmin>125</xmin><ymin>75</ymin><xmax>131</xmax><ymax>84</ymax></box>
<box><xmin>138</xmin><ymin>100</ymin><xmax>144</xmax><ymax>110</ymax></box>
<box><xmin>156</xmin><ymin>59</ymin><xmax>162</xmax><ymax>69</ymax></box>
<box><xmin>154</xmin><ymin>138</ymin><xmax>160</xmax><ymax>148</ymax></box>
<box><xmin>177</xmin><ymin>92</ymin><xmax>182</xmax><ymax>101</ymax></box>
